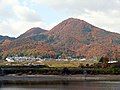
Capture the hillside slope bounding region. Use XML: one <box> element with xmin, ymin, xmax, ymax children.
<box><xmin>0</xmin><ymin>18</ymin><xmax>120</xmax><ymax>59</ymax></box>
<box><xmin>45</xmin><ymin>18</ymin><xmax>120</xmax><ymax>58</ymax></box>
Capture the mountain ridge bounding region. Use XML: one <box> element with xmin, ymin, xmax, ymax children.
<box><xmin>0</xmin><ymin>18</ymin><xmax>120</xmax><ymax>59</ymax></box>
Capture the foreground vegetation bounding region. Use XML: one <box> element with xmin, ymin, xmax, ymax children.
<box><xmin>0</xmin><ymin>59</ymin><xmax>120</xmax><ymax>75</ymax></box>
<box><xmin>0</xmin><ymin>65</ymin><xmax>120</xmax><ymax>75</ymax></box>
<box><xmin>0</xmin><ymin>55</ymin><xmax>120</xmax><ymax>76</ymax></box>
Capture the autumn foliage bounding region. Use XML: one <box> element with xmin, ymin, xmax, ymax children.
<box><xmin>0</xmin><ymin>18</ymin><xmax>120</xmax><ymax>59</ymax></box>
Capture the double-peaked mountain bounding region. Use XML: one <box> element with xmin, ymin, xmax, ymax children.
<box><xmin>0</xmin><ymin>18</ymin><xmax>120</xmax><ymax>59</ymax></box>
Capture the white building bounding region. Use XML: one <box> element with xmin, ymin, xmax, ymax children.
<box><xmin>108</xmin><ymin>60</ymin><xmax>118</xmax><ymax>64</ymax></box>
<box><xmin>6</xmin><ymin>57</ymin><xmax>14</xmax><ymax>62</ymax></box>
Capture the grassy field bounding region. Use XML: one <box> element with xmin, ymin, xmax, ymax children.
<box><xmin>43</xmin><ymin>60</ymin><xmax>98</xmax><ymax>67</ymax></box>
<box><xmin>0</xmin><ymin>59</ymin><xmax>98</xmax><ymax>68</ymax></box>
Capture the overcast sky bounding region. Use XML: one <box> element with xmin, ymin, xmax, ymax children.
<box><xmin>0</xmin><ymin>0</ymin><xmax>120</xmax><ymax>37</ymax></box>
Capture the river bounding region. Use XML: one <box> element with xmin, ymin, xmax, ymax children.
<box><xmin>0</xmin><ymin>81</ymin><xmax>120</xmax><ymax>90</ymax></box>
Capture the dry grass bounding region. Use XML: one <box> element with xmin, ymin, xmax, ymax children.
<box><xmin>43</xmin><ymin>59</ymin><xmax>98</xmax><ymax>67</ymax></box>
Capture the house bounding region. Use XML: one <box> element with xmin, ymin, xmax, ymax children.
<box><xmin>6</xmin><ymin>57</ymin><xmax>14</xmax><ymax>62</ymax></box>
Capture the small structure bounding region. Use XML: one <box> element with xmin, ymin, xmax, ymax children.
<box><xmin>6</xmin><ymin>57</ymin><xmax>14</xmax><ymax>62</ymax></box>
<box><xmin>108</xmin><ymin>60</ymin><xmax>118</xmax><ymax>64</ymax></box>
<box><xmin>80</xmin><ymin>58</ymin><xmax>86</xmax><ymax>61</ymax></box>
<box><xmin>6</xmin><ymin>56</ymin><xmax>43</xmax><ymax>62</ymax></box>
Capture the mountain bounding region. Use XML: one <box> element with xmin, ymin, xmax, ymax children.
<box><xmin>18</xmin><ymin>27</ymin><xmax>47</xmax><ymax>39</ymax></box>
<box><xmin>0</xmin><ymin>18</ymin><xmax>120</xmax><ymax>59</ymax></box>
<box><xmin>0</xmin><ymin>37</ymin><xmax>55</xmax><ymax>59</ymax></box>
<box><xmin>0</xmin><ymin>28</ymin><xmax>54</xmax><ymax>59</ymax></box>
<box><xmin>45</xmin><ymin>18</ymin><xmax>120</xmax><ymax>58</ymax></box>
<box><xmin>0</xmin><ymin>35</ymin><xmax>15</xmax><ymax>43</ymax></box>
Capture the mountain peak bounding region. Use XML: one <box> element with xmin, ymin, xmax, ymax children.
<box><xmin>25</xmin><ymin>27</ymin><xmax>46</xmax><ymax>34</ymax></box>
<box><xmin>48</xmin><ymin>17</ymin><xmax>91</xmax><ymax>36</ymax></box>
<box><xmin>62</xmin><ymin>18</ymin><xmax>86</xmax><ymax>24</ymax></box>
<box><xmin>18</xmin><ymin>27</ymin><xmax>47</xmax><ymax>38</ymax></box>
<box><xmin>65</xmin><ymin>17</ymin><xmax>83</xmax><ymax>21</ymax></box>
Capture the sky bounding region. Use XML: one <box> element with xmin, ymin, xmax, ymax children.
<box><xmin>0</xmin><ymin>0</ymin><xmax>120</xmax><ymax>37</ymax></box>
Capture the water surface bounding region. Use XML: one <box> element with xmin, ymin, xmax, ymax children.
<box><xmin>0</xmin><ymin>81</ymin><xmax>120</xmax><ymax>90</ymax></box>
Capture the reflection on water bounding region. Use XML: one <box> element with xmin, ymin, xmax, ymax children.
<box><xmin>0</xmin><ymin>81</ymin><xmax>120</xmax><ymax>90</ymax></box>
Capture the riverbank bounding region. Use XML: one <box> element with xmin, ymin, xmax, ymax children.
<box><xmin>0</xmin><ymin>75</ymin><xmax>120</xmax><ymax>83</ymax></box>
